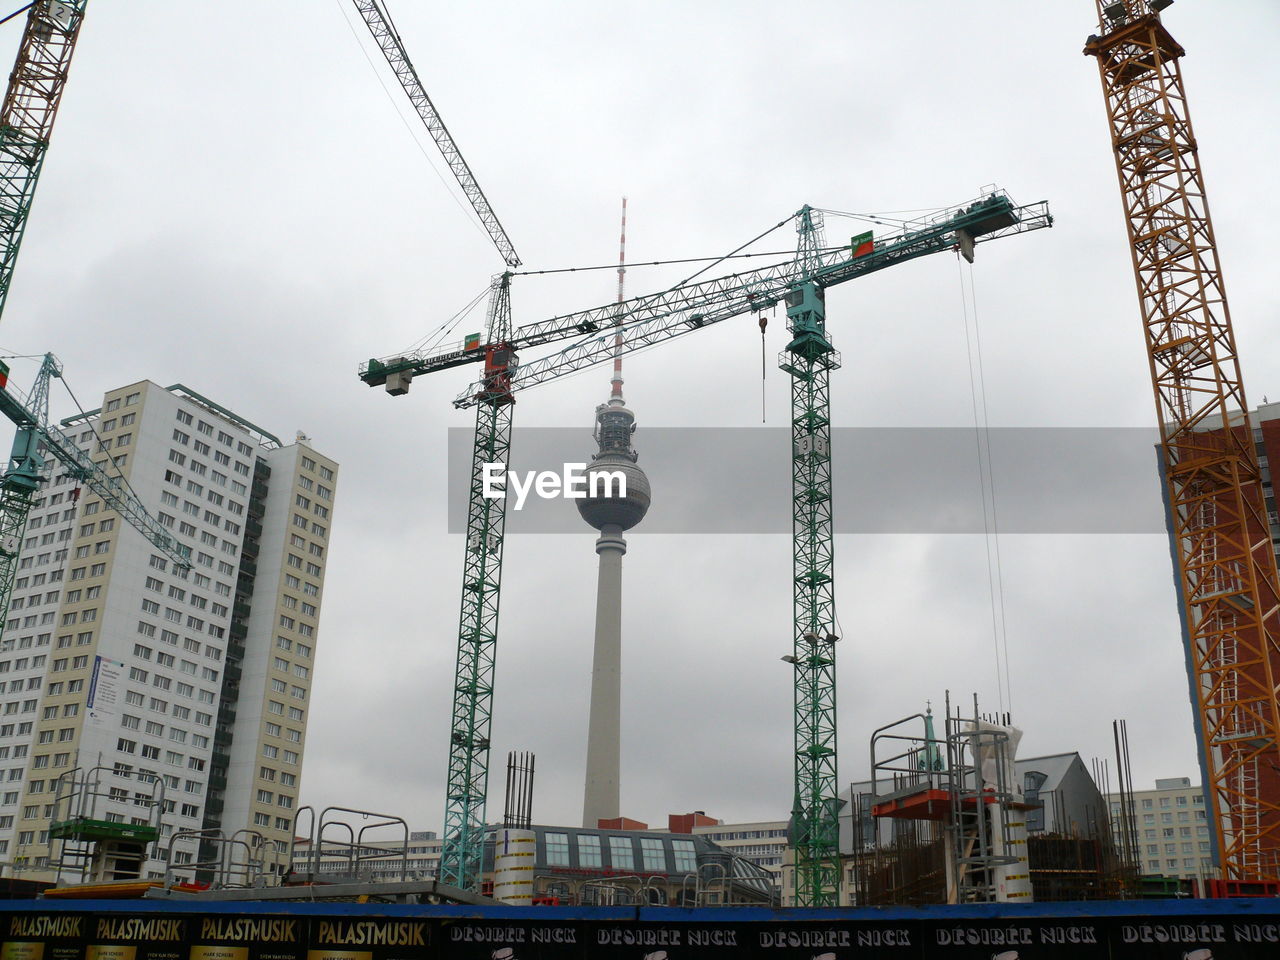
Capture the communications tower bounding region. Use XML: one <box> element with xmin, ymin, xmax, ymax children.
<box><xmin>579</xmin><ymin>199</ymin><xmax>651</xmax><ymax>827</ymax></box>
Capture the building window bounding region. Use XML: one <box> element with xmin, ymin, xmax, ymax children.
<box><xmin>609</xmin><ymin>836</ymin><xmax>634</xmax><ymax>871</ymax></box>
<box><xmin>578</xmin><ymin>834</ymin><xmax>602</xmax><ymax>868</ymax></box>
<box><xmin>672</xmin><ymin>839</ymin><xmax>698</xmax><ymax>872</ymax></box>
<box><xmin>640</xmin><ymin>838</ymin><xmax>665</xmax><ymax>872</ymax></box>
<box><xmin>545</xmin><ymin>832</ymin><xmax>570</xmax><ymax>867</ymax></box>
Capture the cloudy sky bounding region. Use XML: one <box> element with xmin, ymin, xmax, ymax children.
<box><xmin>3</xmin><ymin>0</ymin><xmax>1279</xmax><ymax>835</ymax></box>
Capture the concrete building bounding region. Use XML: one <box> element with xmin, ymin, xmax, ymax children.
<box><xmin>0</xmin><ymin>381</ymin><xmax>336</xmax><ymax>881</ymax></box>
<box><xmin>690</xmin><ymin>818</ymin><xmax>788</xmax><ymax>881</ymax></box>
<box><xmin>1108</xmin><ymin>776</ymin><xmax>1211</xmax><ymax>880</ymax></box>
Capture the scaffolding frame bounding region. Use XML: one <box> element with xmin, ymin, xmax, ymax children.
<box><xmin>46</xmin><ymin>765</ymin><xmax>164</xmax><ymax>884</ymax></box>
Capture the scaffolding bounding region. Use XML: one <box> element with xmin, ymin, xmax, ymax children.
<box><xmin>854</xmin><ymin>698</ymin><xmax>1144</xmax><ymax>904</ymax></box>
<box><xmin>288</xmin><ymin>804</ymin><xmax>411</xmax><ymax>884</ymax></box>
<box><xmin>164</xmin><ymin>828</ymin><xmax>284</xmax><ymax>890</ymax></box>
<box><xmin>866</xmin><ymin>695</ymin><xmax>1024</xmax><ymax>904</ymax></box>
<box><xmin>46</xmin><ymin>765</ymin><xmax>164</xmax><ymax>884</ymax></box>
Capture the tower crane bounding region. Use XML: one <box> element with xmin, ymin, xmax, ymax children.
<box><xmin>1086</xmin><ymin>0</ymin><xmax>1280</xmax><ymax>883</ymax></box>
<box><xmin>344</xmin><ymin>0</ymin><xmax>521</xmax><ymax>889</ymax></box>
<box><xmin>0</xmin><ymin>354</ymin><xmax>192</xmax><ymax>648</ymax></box>
<box><xmin>363</xmin><ymin>190</ymin><xmax>1052</xmax><ymax>901</ymax></box>
<box><xmin>0</xmin><ymin>0</ymin><xmax>88</xmax><ymax>325</ymax></box>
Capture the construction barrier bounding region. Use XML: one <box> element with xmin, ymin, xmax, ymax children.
<box><xmin>2</xmin><ymin>897</ymin><xmax>1280</xmax><ymax>959</ymax></box>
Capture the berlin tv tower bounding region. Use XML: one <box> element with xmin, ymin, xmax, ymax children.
<box><xmin>578</xmin><ymin>198</ymin><xmax>652</xmax><ymax>827</ymax></box>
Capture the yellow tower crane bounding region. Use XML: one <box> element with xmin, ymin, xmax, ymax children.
<box><xmin>1086</xmin><ymin>0</ymin><xmax>1280</xmax><ymax>884</ymax></box>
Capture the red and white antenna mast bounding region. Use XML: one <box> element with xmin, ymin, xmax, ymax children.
<box><xmin>610</xmin><ymin>197</ymin><xmax>627</xmax><ymax>403</ymax></box>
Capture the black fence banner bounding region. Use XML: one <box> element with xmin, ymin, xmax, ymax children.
<box><xmin>3</xmin><ymin>903</ymin><xmax>1280</xmax><ymax>960</ymax></box>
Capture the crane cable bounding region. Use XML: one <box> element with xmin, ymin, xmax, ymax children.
<box><xmin>957</xmin><ymin>255</ymin><xmax>1013</xmax><ymax>714</ymax></box>
<box><xmin>59</xmin><ymin>377</ymin><xmax>151</xmax><ymax>524</ymax></box>
<box><xmin>330</xmin><ymin>0</ymin><xmax>492</xmax><ymax>249</ymax></box>
<box><xmin>398</xmin><ymin>282</ymin><xmax>491</xmax><ymax>356</ymax></box>
<box><xmin>512</xmin><ymin>247</ymin><xmax>844</xmax><ymax>279</ymax></box>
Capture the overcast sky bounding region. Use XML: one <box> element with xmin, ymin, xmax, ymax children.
<box><xmin>2</xmin><ymin>0</ymin><xmax>1279</xmax><ymax>835</ymax></box>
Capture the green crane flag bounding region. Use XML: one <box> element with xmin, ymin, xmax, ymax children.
<box><xmin>851</xmin><ymin>231</ymin><xmax>874</xmax><ymax>258</ymax></box>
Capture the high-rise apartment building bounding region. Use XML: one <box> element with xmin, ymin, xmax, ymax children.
<box><xmin>0</xmin><ymin>380</ymin><xmax>336</xmax><ymax>882</ymax></box>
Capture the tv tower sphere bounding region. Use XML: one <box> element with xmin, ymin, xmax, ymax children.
<box><xmin>576</xmin><ymin>399</ymin><xmax>651</xmax><ymax>532</ymax></box>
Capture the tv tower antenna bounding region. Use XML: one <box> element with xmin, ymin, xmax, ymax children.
<box><xmin>612</xmin><ymin>196</ymin><xmax>627</xmax><ymax>400</ymax></box>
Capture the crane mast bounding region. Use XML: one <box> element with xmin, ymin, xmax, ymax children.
<box><xmin>1085</xmin><ymin>0</ymin><xmax>1280</xmax><ymax>882</ymax></box>
<box><xmin>0</xmin><ymin>0</ymin><xmax>87</xmax><ymax>324</ymax></box>
<box><xmin>440</xmin><ymin>274</ymin><xmax>514</xmax><ymax>889</ymax></box>
<box><xmin>782</xmin><ymin>208</ymin><xmax>842</xmax><ymax>904</ymax></box>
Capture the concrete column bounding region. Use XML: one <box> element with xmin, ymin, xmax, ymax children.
<box><xmin>493</xmin><ymin>828</ymin><xmax>537</xmax><ymax>904</ymax></box>
<box><xmin>582</xmin><ymin>523</ymin><xmax>625</xmax><ymax>828</ymax></box>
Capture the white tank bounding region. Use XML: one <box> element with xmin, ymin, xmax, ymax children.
<box><xmin>972</xmin><ymin>720</ymin><xmax>1034</xmax><ymax>903</ymax></box>
<box><xmin>492</xmin><ymin>828</ymin><xmax>537</xmax><ymax>905</ymax></box>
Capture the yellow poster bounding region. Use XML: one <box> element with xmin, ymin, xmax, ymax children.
<box><xmin>86</xmin><ymin>948</ymin><xmax>137</xmax><ymax>960</ymax></box>
<box><xmin>1</xmin><ymin>942</ymin><xmax>44</xmax><ymax>960</ymax></box>
<box><xmin>190</xmin><ymin>948</ymin><xmax>248</xmax><ymax>960</ymax></box>
<box><xmin>306</xmin><ymin>952</ymin><xmax>372</xmax><ymax>960</ymax></box>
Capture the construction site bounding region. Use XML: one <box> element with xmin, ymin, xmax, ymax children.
<box><xmin>0</xmin><ymin>0</ymin><xmax>1279</xmax><ymax>957</ymax></box>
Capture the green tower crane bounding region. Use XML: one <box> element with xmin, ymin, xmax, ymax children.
<box><xmin>345</xmin><ymin>0</ymin><xmax>522</xmax><ymax>889</ymax></box>
<box><xmin>363</xmin><ymin>189</ymin><xmax>1051</xmax><ymax>901</ymax></box>
<box><xmin>0</xmin><ymin>354</ymin><xmax>192</xmax><ymax>647</ymax></box>
<box><xmin>780</xmin><ymin>207</ymin><xmax>843</xmax><ymax>904</ymax></box>
<box><xmin>0</xmin><ymin>0</ymin><xmax>88</xmax><ymax>325</ymax></box>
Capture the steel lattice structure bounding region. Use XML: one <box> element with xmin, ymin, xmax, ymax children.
<box><xmin>1086</xmin><ymin>0</ymin><xmax>1280</xmax><ymax>880</ymax></box>
<box><xmin>361</xmin><ymin>194</ymin><xmax>1052</xmax><ymax>406</ymax></box>
<box><xmin>0</xmin><ymin>0</ymin><xmax>88</xmax><ymax>324</ymax></box>
<box><xmin>0</xmin><ymin>355</ymin><xmax>192</xmax><ymax>648</ymax></box>
<box><xmin>437</xmin><ymin>277</ymin><xmax>515</xmax><ymax>889</ymax></box>
<box><xmin>780</xmin><ymin>210</ymin><xmax>841</xmax><ymax>905</ymax></box>
<box><xmin>350</xmin><ymin>0</ymin><xmax>520</xmax><ymax>268</ymax></box>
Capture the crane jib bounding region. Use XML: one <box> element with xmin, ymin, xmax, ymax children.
<box><xmin>443</xmin><ymin>195</ymin><xmax>1050</xmax><ymax>407</ymax></box>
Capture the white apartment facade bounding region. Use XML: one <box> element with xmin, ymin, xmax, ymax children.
<box><xmin>690</xmin><ymin>819</ymin><xmax>788</xmax><ymax>896</ymax></box>
<box><xmin>0</xmin><ymin>380</ymin><xmax>336</xmax><ymax>882</ymax></box>
<box><xmin>1108</xmin><ymin>776</ymin><xmax>1212</xmax><ymax>880</ymax></box>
